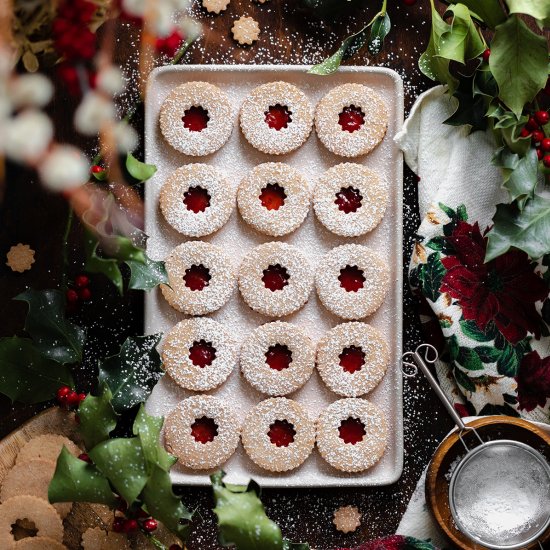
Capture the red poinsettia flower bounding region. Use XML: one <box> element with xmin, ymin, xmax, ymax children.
<box><xmin>516</xmin><ymin>351</ymin><xmax>550</xmax><ymax>411</ymax></box>
<box><xmin>440</xmin><ymin>221</ymin><xmax>548</xmax><ymax>344</ymax></box>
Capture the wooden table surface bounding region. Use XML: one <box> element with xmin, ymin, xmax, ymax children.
<box><xmin>0</xmin><ymin>1</ymin><xmax>455</xmax><ymax>548</ymax></box>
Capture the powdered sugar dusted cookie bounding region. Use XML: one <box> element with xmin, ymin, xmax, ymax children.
<box><xmin>160</xmin><ymin>164</ymin><xmax>235</xmax><ymax>237</ymax></box>
<box><xmin>241</xmin><ymin>398</ymin><xmax>315</xmax><ymax>472</ymax></box>
<box><xmin>240</xmin><ymin>82</ymin><xmax>313</xmax><ymax>155</ymax></box>
<box><xmin>164</xmin><ymin>395</ymin><xmax>240</xmax><ymax>470</ymax></box>
<box><xmin>231</xmin><ymin>16</ymin><xmax>260</xmax><ymax>45</ymax></box>
<box><xmin>202</xmin><ymin>0</ymin><xmax>230</xmax><ymax>13</ymax></box>
<box><xmin>313</xmin><ymin>163</ymin><xmax>388</xmax><ymax>237</ymax></box>
<box><xmin>316</xmin><ymin>244</ymin><xmax>389</xmax><ymax>320</ymax></box>
<box><xmin>161</xmin><ymin>241</ymin><xmax>235</xmax><ymax>315</ymax></box>
<box><xmin>162</xmin><ymin>317</ymin><xmax>237</xmax><ymax>392</ymax></box>
<box><xmin>159</xmin><ymin>82</ymin><xmax>232</xmax><ymax>156</ymax></box>
<box><xmin>315</xmin><ymin>84</ymin><xmax>388</xmax><ymax>157</ymax></box>
<box><xmin>316</xmin><ymin>398</ymin><xmax>388</xmax><ymax>472</ymax></box>
<box><xmin>237</xmin><ymin>162</ymin><xmax>310</xmax><ymax>236</ymax></box>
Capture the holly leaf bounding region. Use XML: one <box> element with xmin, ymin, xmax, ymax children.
<box><xmin>79</xmin><ymin>384</ymin><xmax>118</xmax><ymax>449</ymax></box>
<box><xmin>0</xmin><ymin>337</ymin><xmax>74</xmax><ymax>403</ymax></box>
<box><xmin>126</xmin><ymin>152</ymin><xmax>157</xmax><ymax>182</ymax></box>
<box><xmin>283</xmin><ymin>542</ymin><xmax>310</xmax><ymax>550</ymax></box>
<box><xmin>501</xmin><ymin>147</ymin><xmax>539</xmax><ymax>208</ymax></box>
<box><xmin>127</xmin><ymin>256</ymin><xmax>168</xmax><ymax>292</ymax></box>
<box><xmin>505</xmin><ymin>0</ymin><xmax>550</xmax><ymax>27</ymax></box>
<box><xmin>141</xmin><ymin>465</ymin><xmax>192</xmax><ymax>542</ymax></box>
<box><xmin>84</xmin><ymin>230</ymin><xmax>124</xmax><ymax>295</ymax></box>
<box><xmin>98</xmin><ymin>334</ymin><xmax>163</xmax><ymax>414</ymax></box>
<box><xmin>490</xmin><ymin>15</ymin><xmax>548</xmax><ymax>117</ymax></box>
<box><xmin>368</xmin><ymin>13</ymin><xmax>391</xmax><ymax>55</ymax></box>
<box><xmin>14</xmin><ymin>289</ymin><xmax>85</xmax><ymax>364</ymax></box>
<box><xmin>212</xmin><ymin>471</ymin><xmax>283</xmax><ymax>550</ymax></box>
<box><xmin>439</xmin><ymin>4</ymin><xmax>485</xmax><ymax>64</ymax></box>
<box><xmin>417</xmin><ymin>252</ymin><xmax>446</xmax><ymax>303</ymax></box>
<box><xmin>89</xmin><ymin>437</ymin><xmax>148</xmax><ymax>505</ymax></box>
<box><xmin>454</xmin><ymin>0</ymin><xmax>506</xmax><ymax>29</ymax></box>
<box><xmin>48</xmin><ymin>447</ymin><xmax>117</xmax><ymax>506</ymax></box>
<box><xmin>444</xmin><ymin>75</ymin><xmax>488</xmax><ymax>132</ymax></box>
<box><xmin>485</xmin><ymin>194</ymin><xmax>550</xmax><ymax>262</ymax></box>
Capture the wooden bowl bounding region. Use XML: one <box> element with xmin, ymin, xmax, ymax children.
<box><xmin>425</xmin><ymin>416</ymin><xmax>550</xmax><ymax>550</ymax></box>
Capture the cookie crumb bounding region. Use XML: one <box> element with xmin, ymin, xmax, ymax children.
<box><xmin>6</xmin><ymin>243</ymin><xmax>35</xmax><ymax>272</ymax></box>
<box><xmin>333</xmin><ymin>505</ymin><xmax>361</xmax><ymax>533</ymax></box>
<box><xmin>202</xmin><ymin>0</ymin><xmax>230</xmax><ymax>14</ymax></box>
<box><xmin>231</xmin><ymin>16</ymin><xmax>260</xmax><ymax>45</ymax></box>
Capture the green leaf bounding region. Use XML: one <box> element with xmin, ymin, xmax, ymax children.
<box><xmin>474</xmin><ymin>346</ymin><xmax>502</xmax><ymax>363</ymax></box>
<box><xmin>84</xmin><ymin>231</ymin><xmax>124</xmax><ymax>295</ymax></box>
<box><xmin>89</xmin><ymin>437</ymin><xmax>148</xmax><ymax>505</ymax></box>
<box><xmin>453</xmin><ymin>0</ymin><xmax>506</xmax><ymax>29</ymax></box>
<box><xmin>505</xmin><ymin>0</ymin><xmax>550</xmax><ymax>27</ymax></box>
<box><xmin>91</xmin><ymin>169</ymin><xmax>107</xmax><ymax>182</ymax></box>
<box><xmin>127</xmin><ymin>256</ymin><xmax>168</xmax><ymax>292</ymax></box>
<box><xmin>444</xmin><ymin>75</ymin><xmax>488</xmax><ymax>132</ymax></box>
<box><xmin>133</xmin><ymin>405</ymin><xmax>177</xmax><ymax>473</ymax></box>
<box><xmin>453</xmin><ymin>366</ymin><xmax>476</xmax><ymax>392</ymax></box>
<box><xmin>502</xmin><ymin>148</ymin><xmax>539</xmax><ymax>208</ymax></box>
<box><xmin>439</xmin><ymin>4</ymin><xmax>485</xmax><ymax>64</ymax></box>
<box><xmin>460</xmin><ymin>319</ymin><xmax>496</xmax><ymax>341</ymax></box>
<box><xmin>79</xmin><ymin>384</ymin><xmax>118</xmax><ymax>449</ymax></box>
<box><xmin>490</xmin><ymin>16</ymin><xmax>548</xmax><ymax>117</ymax></box>
<box><xmin>496</xmin><ymin>342</ymin><xmax>520</xmax><ymax>376</ymax></box>
<box><xmin>212</xmin><ymin>471</ymin><xmax>283</xmax><ymax>550</ymax></box>
<box><xmin>14</xmin><ymin>289</ymin><xmax>85</xmax><ymax>364</ymax></box>
<box><xmin>448</xmin><ymin>334</ymin><xmax>459</xmax><ymax>361</ymax></box>
<box><xmin>0</xmin><ymin>337</ymin><xmax>74</xmax><ymax>403</ymax></box>
<box><xmin>457</xmin><ymin>347</ymin><xmax>484</xmax><ymax>370</ymax></box>
<box><xmin>98</xmin><ymin>334</ymin><xmax>163</xmax><ymax>414</ymax></box>
<box><xmin>282</xmin><ymin>541</ymin><xmax>310</xmax><ymax>550</ymax></box>
<box><xmin>485</xmin><ymin>194</ymin><xmax>550</xmax><ymax>262</ymax></box>
<box><xmin>48</xmin><ymin>447</ymin><xmax>117</xmax><ymax>506</ymax></box>
<box><xmin>126</xmin><ymin>152</ymin><xmax>157</xmax><ymax>182</ymax></box>
<box><xmin>418</xmin><ymin>252</ymin><xmax>446</xmax><ymax>303</ymax></box>
<box><xmin>368</xmin><ymin>13</ymin><xmax>391</xmax><ymax>55</ymax></box>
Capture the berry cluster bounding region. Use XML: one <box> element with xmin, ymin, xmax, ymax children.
<box><xmin>520</xmin><ymin>110</ymin><xmax>550</xmax><ymax>167</ymax></box>
<box><xmin>155</xmin><ymin>30</ymin><xmax>185</xmax><ymax>57</ymax></box>
<box><xmin>111</xmin><ymin>498</ymin><xmax>160</xmax><ymax>536</ymax></box>
<box><xmin>56</xmin><ymin>386</ymin><xmax>86</xmax><ymax>409</ymax></box>
<box><xmin>66</xmin><ymin>274</ymin><xmax>92</xmax><ymax>313</ymax></box>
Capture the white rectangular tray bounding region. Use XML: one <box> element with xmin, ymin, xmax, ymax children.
<box><xmin>144</xmin><ymin>64</ymin><xmax>404</xmax><ymax>487</ymax></box>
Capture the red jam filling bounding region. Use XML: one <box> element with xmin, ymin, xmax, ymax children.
<box><xmin>268</xmin><ymin>419</ymin><xmax>296</xmax><ymax>447</ymax></box>
<box><xmin>339</xmin><ymin>346</ymin><xmax>365</xmax><ymax>374</ymax></box>
<box><xmin>338</xmin><ymin>265</ymin><xmax>365</xmax><ymax>292</ymax></box>
<box><xmin>191</xmin><ymin>416</ymin><xmax>218</xmax><ymax>444</ymax></box>
<box><xmin>184</xmin><ymin>186</ymin><xmax>211</xmax><ymax>213</ymax></box>
<box><xmin>259</xmin><ymin>183</ymin><xmax>287</xmax><ymax>211</ymax></box>
<box><xmin>335</xmin><ymin>186</ymin><xmax>363</xmax><ymax>214</ymax></box>
<box><xmin>262</xmin><ymin>264</ymin><xmax>290</xmax><ymax>292</ymax></box>
<box><xmin>265</xmin><ymin>344</ymin><xmax>292</xmax><ymax>371</ymax></box>
<box><xmin>338</xmin><ymin>417</ymin><xmax>365</xmax><ymax>445</ymax></box>
<box><xmin>189</xmin><ymin>339</ymin><xmax>216</xmax><ymax>368</ymax></box>
<box><xmin>338</xmin><ymin>105</ymin><xmax>365</xmax><ymax>133</ymax></box>
<box><xmin>184</xmin><ymin>264</ymin><xmax>211</xmax><ymax>291</ymax></box>
<box><xmin>264</xmin><ymin>104</ymin><xmax>292</xmax><ymax>130</ymax></box>
<box><xmin>182</xmin><ymin>106</ymin><xmax>209</xmax><ymax>132</ymax></box>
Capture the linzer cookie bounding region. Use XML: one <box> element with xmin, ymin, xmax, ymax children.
<box><xmin>240</xmin><ymin>82</ymin><xmax>313</xmax><ymax>155</ymax></box>
<box><xmin>161</xmin><ymin>241</ymin><xmax>235</xmax><ymax>315</ymax></box>
<box><xmin>159</xmin><ymin>82</ymin><xmax>232</xmax><ymax>156</ymax></box>
<box><xmin>160</xmin><ymin>164</ymin><xmax>235</xmax><ymax>237</ymax></box>
<box><xmin>313</xmin><ymin>163</ymin><xmax>388</xmax><ymax>237</ymax></box>
<box><xmin>240</xmin><ymin>321</ymin><xmax>315</xmax><ymax>395</ymax></box>
<box><xmin>164</xmin><ymin>395</ymin><xmax>240</xmax><ymax>470</ymax></box>
<box><xmin>315</xmin><ymin>83</ymin><xmax>388</xmax><ymax>157</ymax></box>
<box><xmin>162</xmin><ymin>317</ymin><xmax>237</xmax><ymax>392</ymax></box>
<box><xmin>237</xmin><ymin>162</ymin><xmax>310</xmax><ymax>237</ymax></box>
<box><xmin>316</xmin><ymin>322</ymin><xmax>389</xmax><ymax>397</ymax></box>
<box><xmin>316</xmin><ymin>244</ymin><xmax>389</xmax><ymax>320</ymax></box>
<box><xmin>241</xmin><ymin>398</ymin><xmax>315</xmax><ymax>472</ymax></box>
<box><xmin>316</xmin><ymin>398</ymin><xmax>388</xmax><ymax>472</ymax></box>
<box><xmin>238</xmin><ymin>241</ymin><xmax>314</xmax><ymax>317</ymax></box>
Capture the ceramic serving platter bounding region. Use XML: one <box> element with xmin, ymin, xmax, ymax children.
<box><xmin>144</xmin><ymin>64</ymin><xmax>404</xmax><ymax>487</ymax></box>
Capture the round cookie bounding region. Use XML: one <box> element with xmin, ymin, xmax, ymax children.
<box><xmin>0</xmin><ymin>496</ymin><xmax>64</xmax><ymax>548</ymax></box>
<box><xmin>14</xmin><ymin>538</ymin><xmax>66</xmax><ymax>549</ymax></box>
<box><xmin>316</xmin><ymin>398</ymin><xmax>388</xmax><ymax>472</ymax></box>
<box><xmin>237</xmin><ymin>163</ymin><xmax>310</xmax><ymax>237</ymax></box>
<box><xmin>159</xmin><ymin>81</ymin><xmax>232</xmax><ymax>156</ymax></box>
<box><xmin>240</xmin><ymin>321</ymin><xmax>315</xmax><ymax>395</ymax></box>
<box><xmin>162</xmin><ymin>317</ymin><xmax>237</xmax><ymax>392</ymax></box>
<box><xmin>1</xmin><ymin>459</ymin><xmax>72</xmax><ymax>519</ymax></box>
<box><xmin>315</xmin><ymin>83</ymin><xmax>388</xmax><ymax>157</ymax></box>
<box><xmin>316</xmin><ymin>244</ymin><xmax>389</xmax><ymax>320</ymax></box>
<box><xmin>161</xmin><ymin>241</ymin><xmax>235</xmax><ymax>315</ymax></box>
<box><xmin>313</xmin><ymin>163</ymin><xmax>388</xmax><ymax>237</ymax></box>
<box><xmin>241</xmin><ymin>398</ymin><xmax>315</xmax><ymax>472</ymax></box>
<box><xmin>164</xmin><ymin>395</ymin><xmax>240</xmax><ymax>470</ymax></box>
<box><xmin>81</xmin><ymin>527</ymin><xmax>131</xmax><ymax>550</ymax></box>
<box><xmin>16</xmin><ymin>435</ymin><xmax>80</xmax><ymax>465</ymax></box>
<box><xmin>238</xmin><ymin>242</ymin><xmax>314</xmax><ymax>317</ymax></box>
<box><xmin>160</xmin><ymin>164</ymin><xmax>235</xmax><ymax>237</ymax></box>
<box><xmin>240</xmin><ymin>81</ymin><xmax>313</xmax><ymax>155</ymax></box>
<box><xmin>316</xmin><ymin>322</ymin><xmax>389</xmax><ymax>397</ymax></box>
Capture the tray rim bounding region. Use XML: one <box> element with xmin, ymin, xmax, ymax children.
<box><xmin>144</xmin><ymin>63</ymin><xmax>405</xmax><ymax>487</ymax></box>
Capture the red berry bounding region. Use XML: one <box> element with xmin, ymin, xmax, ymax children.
<box><xmin>403</xmin><ymin>0</ymin><xmax>416</xmax><ymax>5</ymax></box>
<box><xmin>66</xmin><ymin>289</ymin><xmax>79</xmax><ymax>304</ymax></box>
<box><xmin>78</xmin><ymin>392</ymin><xmax>87</xmax><ymax>402</ymax></box>
<box><xmin>537</xmin><ymin>148</ymin><xmax>543</xmax><ymax>160</ymax></box>
<box><xmin>541</xmin><ymin>138</ymin><xmax>550</xmax><ymax>152</ymax></box>
<box><xmin>90</xmin><ymin>165</ymin><xmax>103</xmax><ymax>174</ymax></box>
<box><xmin>520</xmin><ymin>128</ymin><xmax>531</xmax><ymax>138</ymax></box>
<box><xmin>482</xmin><ymin>48</ymin><xmax>490</xmax><ymax>62</ymax></box>
<box><xmin>142</xmin><ymin>518</ymin><xmax>158</xmax><ymax>533</ymax></box>
<box><xmin>526</xmin><ymin>117</ymin><xmax>539</xmax><ymax>131</ymax></box>
<box><xmin>56</xmin><ymin>386</ymin><xmax>71</xmax><ymax>400</ymax></box>
<box><xmin>78</xmin><ymin>287</ymin><xmax>92</xmax><ymax>301</ymax></box>
<box><xmin>543</xmin><ymin>155</ymin><xmax>550</xmax><ymax>168</ymax></box>
<box><xmin>78</xmin><ymin>453</ymin><xmax>91</xmax><ymax>463</ymax></box>
<box><xmin>535</xmin><ymin>110</ymin><xmax>549</xmax><ymax>125</ymax></box>
<box><xmin>67</xmin><ymin>391</ymin><xmax>81</xmax><ymax>408</ymax></box>
<box><xmin>74</xmin><ymin>274</ymin><xmax>89</xmax><ymax>288</ymax></box>
<box><xmin>112</xmin><ymin>517</ymin><xmax>125</xmax><ymax>533</ymax></box>
<box><xmin>532</xmin><ymin>130</ymin><xmax>544</xmax><ymax>143</ymax></box>
<box><xmin>123</xmin><ymin>519</ymin><xmax>139</xmax><ymax>533</ymax></box>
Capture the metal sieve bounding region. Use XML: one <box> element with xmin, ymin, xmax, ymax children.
<box><xmin>402</xmin><ymin>344</ymin><xmax>550</xmax><ymax>550</ymax></box>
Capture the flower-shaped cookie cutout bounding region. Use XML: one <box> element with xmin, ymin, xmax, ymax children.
<box><xmin>203</xmin><ymin>0</ymin><xmax>230</xmax><ymax>14</ymax></box>
<box><xmin>6</xmin><ymin>243</ymin><xmax>35</xmax><ymax>273</ymax></box>
<box><xmin>333</xmin><ymin>505</ymin><xmax>361</xmax><ymax>533</ymax></box>
<box><xmin>232</xmin><ymin>16</ymin><xmax>260</xmax><ymax>45</ymax></box>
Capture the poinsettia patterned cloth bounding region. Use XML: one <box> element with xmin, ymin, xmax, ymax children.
<box><xmin>337</xmin><ymin>536</ymin><xmax>437</xmax><ymax>550</ymax></box>
<box><xmin>396</xmin><ymin>86</ymin><xmax>550</xmax><ymax>423</ymax></box>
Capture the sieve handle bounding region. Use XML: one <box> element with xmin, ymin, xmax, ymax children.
<box><xmin>402</xmin><ymin>344</ymin><xmax>467</xmax><ymax>431</ymax></box>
